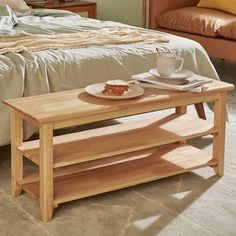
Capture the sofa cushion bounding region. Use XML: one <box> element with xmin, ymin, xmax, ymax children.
<box><xmin>157</xmin><ymin>7</ymin><xmax>235</xmax><ymax>37</ymax></box>
<box><xmin>197</xmin><ymin>0</ymin><xmax>236</xmax><ymax>16</ymax></box>
<box><xmin>219</xmin><ymin>20</ymin><xmax>236</xmax><ymax>40</ymax></box>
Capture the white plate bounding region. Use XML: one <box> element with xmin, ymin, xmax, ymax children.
<box><xmin>85</xmin><ymin>83</ymin><xmax>144</xmax><ymax>100</ymax></box>
<box><xmin>149</xmin><ymin>68</ymin><xmax>194</xmax><ymax>80</ymax></box>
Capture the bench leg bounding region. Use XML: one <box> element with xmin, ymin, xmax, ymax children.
<box><xmin>11</xmin><ymin>110</ymin><xmax>23</xmax><ymax>197</ymax></box>
<box><xmin>194</xmin><ymin>103</ymin><xmax>206</xmax><ymax>120</ymax></box>
<box><xmin>176</xmin><ymin>103</ymin><xmax>206</xmax><ymax>119</ymax></box>
<box><xmin>175</xmin><ymin>105</ymin><xmax>187</xmax><ymax>115</ymax></box>
<box><xmin>175</xmin><ymin>106</ymin><xmax>187</xmax><ymax>144</ymax></box>
<box><xmin>39</xmin><ymin>123</ymin><xmax>54</xmax><ymax>222</ymax></box>
<box><xmin>213</xmin><ymin>92</ymin><xmax>227</xmax><ymax>176</ymax></box>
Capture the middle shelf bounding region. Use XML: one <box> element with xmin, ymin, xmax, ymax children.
<box><xmin>18</xmin><ymin>113</ymin><xmax>216</xmax><ymax>168</ymax></box>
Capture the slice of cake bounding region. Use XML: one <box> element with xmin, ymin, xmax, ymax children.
<box><xmin>103</xmin><ymin>80</ymin><xmax>129</xmax><ymax>96</ymax></box>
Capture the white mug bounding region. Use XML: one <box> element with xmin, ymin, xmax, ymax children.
<box><xmin>156</xmin><ymin>53</ymin><xmax>184</xmax><ymax>77</ymax></box>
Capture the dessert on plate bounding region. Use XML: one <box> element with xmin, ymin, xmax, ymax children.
<box><xmin>103</xmin><ymin>80</ymin><xmax>129</xmax><ymax>96</ymax></box>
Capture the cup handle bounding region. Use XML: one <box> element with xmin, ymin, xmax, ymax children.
<box><xmin>175</xmin><ymin>58</ymin><xmax>184</xmax><ymax>72</ymax></box>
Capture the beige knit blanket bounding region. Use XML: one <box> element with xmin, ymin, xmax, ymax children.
<box><xmin>0</xmin><ymin>28</ymin><xmax>169</xmax><ymax>54</ymax></box>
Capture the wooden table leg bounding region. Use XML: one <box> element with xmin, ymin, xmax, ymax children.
<box><xmin>175</xmin><ymin>105</ymin><xmax>187</xmax><ymax>115</ymax></box>
<box><xmin>176</xmin><ymin>103</ymin><xmax>206</xmax><ymax>119</ymax></box>
<box><xmin>194</xmin><ymin>103</ymin><xmax>206</xmax><ymax>120</ymax></box>
<box><xmin>11</xmin><ymin>110</ymin><xmax>23</xmax><ymax>197</ymax></box>
<box><xmin>39</xmin><ymin>123</ymin><xmax>54</xmax><ymax>222</ymax></box>
<box><xmin>213</xmin><ymin>92</ymin><xmax>227</xmax><ymax>176</ymax></box>
<box><xmin>175</xmin><ymin>106</ymin><xmax>188</xmax><ymax>145</ymax></box>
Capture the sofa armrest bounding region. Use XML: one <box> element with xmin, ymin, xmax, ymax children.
<box><xmin>149</xmin><ymin>0</ymin><xmax>199</xmax><ymax>29</ymax></box>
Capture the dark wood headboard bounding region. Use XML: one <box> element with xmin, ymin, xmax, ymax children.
<box><xmin>149</xmin><ymin>0</ymin><xmax>199</xmax><ymax>29</ymax></box>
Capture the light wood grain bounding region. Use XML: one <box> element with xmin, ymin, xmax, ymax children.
<box><xmin>54</xmin><ymin>95</ymin><xmax>219</xmax><ymax>129</ymax></box>
<box><xmin>5</xmin><ymin>79</ymin><xmax>234</xmax><ymax>222</ymax></box>
<box><xmin>175</xmin><ymin>105</ymin><xmax>188</xmax><ymax>145</ymax></box>
<box><xmin>176</xmin><ymin>103</ymin><xmax>206</xmax><ymax>120</ymax></box>
<box><xmin>28</xmin><ymin>0</ymin><xmax>97</xmax><ymax>18</ymax></box>
<box><xmin>175</xmin><ymin>105</ymin><xmax>187</xmax><ymax>114</ymax></box>
<box><xmin>11</xmin><ymin>110</ymin><xmax>23</xmax><ymax>197</ymax></box>
<box><xmin>3</xmin><ymin>80</ymin><xmax>234</xmax><ymax>128</ymax></box>
<box><xmin>213</xmin><ymin>92</ymin><xmax>227</xmax><ymax>176</ymax></box>
<box><xmin>21</xmin><ymin>144</ymin><xmax>216</xmax><ymax>205</ymax></box>
<box><xmin>39</xmin><ymin>123</ymin><xmax>54</xmax><ymax>222</ymax></box>
<box><xmin>18</xmin><ymin>114</ymin><xmax>216</xmax><ymax>168</ymax></box>
<box><xmin>194</xmin><ymin>103</ymin><xmax>206</xmax><ymax>120</ymax></box>
<box><xmin>19</xmin><ymin>146</ymin><xmax>171</xmax><ymax>184</ymax></box>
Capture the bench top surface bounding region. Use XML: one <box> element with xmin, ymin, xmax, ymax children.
<box><xmin>3</xmin><ymin>79</ymin><xmax>234</xmax><ymax>125</ymax></box>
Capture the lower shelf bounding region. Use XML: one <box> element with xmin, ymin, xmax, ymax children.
<box><xmin>22</xmin><ymin>144</ymin><xmax>216</xmax><ymax>205</ymax></box>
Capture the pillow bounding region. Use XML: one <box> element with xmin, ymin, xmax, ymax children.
<box><xmin>156</xmin><ymin>7</ymin><xmax>234</xmax><ymax>37</ymax></box>
<box><xmin>197</xmin><ymin>0</ymin><xmax>236</xmax><ymax>16</ymax></box>
<box><xmin>0</xmin><ymin>5</ymin><xmax>18</xmax><ymax>30</ymax></box>
<box><xmin>218</xmin><ymin>20</ymin><xmax>236</xmax><ymax>40</ymax></box>
<box><xmin>0</xmin><ymin>0</ymin><xmax>29</xmax><ymax>10</ymax></box>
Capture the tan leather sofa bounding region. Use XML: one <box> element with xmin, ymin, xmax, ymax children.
<box><xmin>149</xmin><ymin>0</ymin><xmax>236</xmax><ymax>62</ymax></box>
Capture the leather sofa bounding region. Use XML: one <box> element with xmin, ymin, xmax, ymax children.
<box><xmin>149</xmin><ymin>0</ymin><xmax>236</xmax><ymax>62</ymax></box>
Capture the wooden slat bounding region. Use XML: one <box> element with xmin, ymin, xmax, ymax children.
<box><xmin>28</xmin><ymin>0</ymin><xmax>96</xmax><ymax>9</ymax></box>
<box><xmin>194</xmin><ymin>103</ymin><xmax>206</xmax><ymax>120</ymax></box>
<box><xmin>19</xmin><ymin>145</ymin><xmax>173</xmax><ymax>184</ymax></box>
<box><xmin>11</xmin><ymin>110</ymin><xmax>23</xmax><ymax>197</ymax></box>
<box><xmin>175</xmin><ymin>105</ymin><xmax>187</xmax><ymax>115</ymax></box>
<box><xmin>39</xmin><ymin>123</ymin><xmax>54</xmax><ymax>222</ymax></box>
<box><xmin>53</xmin><ymin>93</ymin><xmax>218</xmax><ymax>129</ymax></box>
<box><xmin>213</xmin><ymin>92</ymin><xmax>227</xmax><ymax>176</ymax></box>
<box><xmin>18</xmin><ymin>114</ymin><xmax>216</xmax><ymax>168</ymax></box>
<box><xmin>3</xmin><ymin>79</ymin><xmax>234</xmax><ymax>125</ymax></box>
<box><xmin>21</xmin><ymin>144</ymin><xmax>216</xmax><ymax>205</ymax></box>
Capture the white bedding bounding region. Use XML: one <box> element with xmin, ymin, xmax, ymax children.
<box><xmin>0</xmin><ymin>9</ymin><xmax>219</xmax><ymax>146</ymax></box>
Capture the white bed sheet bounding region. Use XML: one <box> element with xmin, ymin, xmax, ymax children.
<box><xmin>0</xmin><ymin>10</ymin><xmax>219</xmax><ymax>146</ymax></box>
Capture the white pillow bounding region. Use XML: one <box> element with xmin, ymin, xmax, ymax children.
<box><xmin>0</xmin><ymin>0</ymin><xmax>29</xmax><ymax>10</ymax></box>
<box><xmin>0</xmin><ymin>5</ymin><xmax>18</xmax><ymax>30</ymax></box>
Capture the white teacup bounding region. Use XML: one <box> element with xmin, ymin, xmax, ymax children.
<box><xmin>156</xmin><ymin>53</ymin><xmax>184</xmax><ymax>77</ymax></box>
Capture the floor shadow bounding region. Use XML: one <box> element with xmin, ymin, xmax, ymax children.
<box><xmin>52</xmin><ymin>170</ymin><xmax>219</xmax><ymax>235</ymax></box>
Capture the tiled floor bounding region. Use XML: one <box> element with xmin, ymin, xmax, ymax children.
<box><xmin>0</xmin><ymin>58</ymin><xmax>236</xmax><ymax>236</ymax></box>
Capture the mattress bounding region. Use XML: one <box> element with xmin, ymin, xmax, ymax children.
<box><xmin>0</xmin><ymin>9</ymin><xmax>219</xmax><ymax>146</ymax></box>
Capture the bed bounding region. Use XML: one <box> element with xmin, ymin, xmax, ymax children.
<box><xmin>0</xmin><ymin>6</ymin><xmax>219</xmax><ymax>146</ymax></box>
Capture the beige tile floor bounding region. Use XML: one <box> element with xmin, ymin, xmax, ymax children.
<box><xmin>0</xmin><ymin>58</ymin><xmax>236</xmax><ymax>236</ymax></box>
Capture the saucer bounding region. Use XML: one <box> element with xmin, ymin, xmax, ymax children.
<box><xmin>149</xmin><ymin>68</ymin><xmax>194</xmax><ymax>80</ymax></box>
<box><xmin>155</xmin><ymin>77</ymin><xmax>189</xmax><ymax>85</ymax></box>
